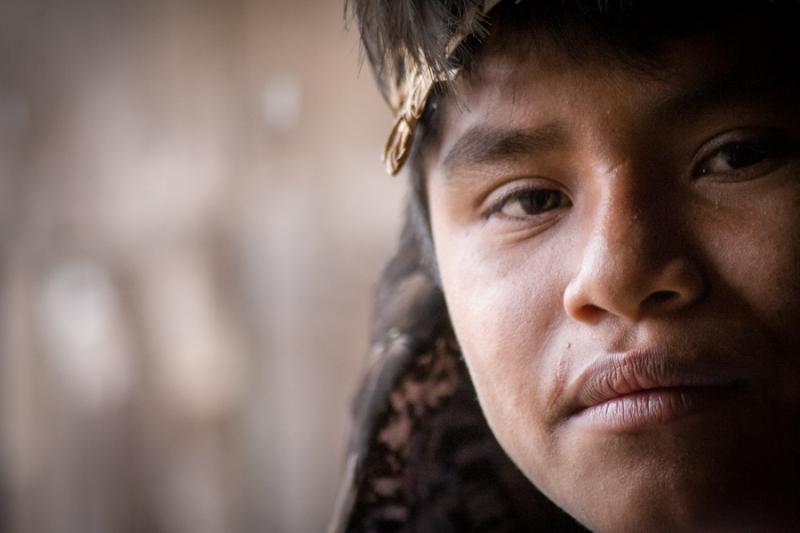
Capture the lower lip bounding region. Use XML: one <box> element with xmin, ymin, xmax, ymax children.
<box><xmin>573</xmin><ymin>386</ymin><xmax>737</xmax><ymax>432</ymax></box>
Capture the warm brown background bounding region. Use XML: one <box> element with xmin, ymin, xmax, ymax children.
<box><xmin>0</xmin><ymin>1</ymin><xmax>404</xmax><ymax>532</ymax></box>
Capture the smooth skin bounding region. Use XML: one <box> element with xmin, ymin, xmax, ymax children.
<box><xmin>425</xmin><ymin>21</ymin><xmax>800</xmax><ymax>533</ymax></box>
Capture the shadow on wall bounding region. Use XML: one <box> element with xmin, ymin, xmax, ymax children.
<box><xmin>0</xmin><ymin>1</ymin><xmax>403</xmax><ymax>532</ymax></box>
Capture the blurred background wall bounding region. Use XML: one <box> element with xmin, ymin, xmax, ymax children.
<box><xmin>0</xmin><ymin>1</ymin><xmax>404</xmax><ymax>532</ymax></box>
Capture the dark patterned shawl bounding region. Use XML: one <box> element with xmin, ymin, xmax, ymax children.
<box><xmin>329</xmin><ymin>205</ymin><xmax>588</xmax><ymax>532</ymax></box>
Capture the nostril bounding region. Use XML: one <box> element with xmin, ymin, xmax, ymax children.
<box><xmin>574</xmin><ymin>303</ymin><xmax>607</xmax><ymax>324</ymax></box>
<box><xmin>643</xmin><ymin>290</ymin><xmax>678</xmax><ymax>310</ymax></box>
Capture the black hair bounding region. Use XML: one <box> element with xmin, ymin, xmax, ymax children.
<box><xmin>346</xmin><ymin>0</ymin><xmax>800</xmax><ymax>106</ymax></box>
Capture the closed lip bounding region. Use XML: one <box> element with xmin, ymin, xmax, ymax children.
<box><xmin>566</xmin><ymin>346</ymin><xmax>747</xmax><ymax>429</ymax></box>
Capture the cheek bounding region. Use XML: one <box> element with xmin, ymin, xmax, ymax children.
<box><xmin>700</xmin><ymin>189</ymin><xmax>800</xmax><ymax>342</ymax></box>
<box><xmin>431</xmin><ymin>217</ymin><xmax>573</xmax><ymax>475</ymax></box>
<box><xmin>691</xmin><ymin>186</ymin><xmax>800</xmax><ymax>414</ymax></box>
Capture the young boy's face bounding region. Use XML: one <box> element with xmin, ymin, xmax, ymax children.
<box><xmin>424</xmin><ymin>19</ymin><xmax>800</xmax><ymax>531</ymax></box>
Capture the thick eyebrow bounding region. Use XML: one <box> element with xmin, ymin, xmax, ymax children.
<box><xmin>648</xmin><ymin>73</ymin><xmax>781</xmax><ymax>120</ymax></box>
<box><xmin>442</xmin><ymin>123</ymin><xmax>567</xmax><ymax>174</ymax></box>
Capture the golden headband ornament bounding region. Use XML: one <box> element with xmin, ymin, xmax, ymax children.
<box><xmin>382</xmin><ymin>0</ymin><xmax>506</xmax><ymax>175</ymax></box>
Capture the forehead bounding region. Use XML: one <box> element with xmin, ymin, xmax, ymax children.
<box><xmin>427</xmin><ymin>19</ymin><xmax>798</xmax><ymax>175</ymax></box>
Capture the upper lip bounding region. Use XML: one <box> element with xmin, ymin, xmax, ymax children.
<box><xmin>568</xmin><ymin>346</ymin><xmax>746</xmax><ymax>414</ymax></box>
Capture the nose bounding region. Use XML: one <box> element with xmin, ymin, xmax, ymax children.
<box><xmin>563</xmin><ymin>177</ymin><xmax>706</xmax><ymax>324</ymax></box>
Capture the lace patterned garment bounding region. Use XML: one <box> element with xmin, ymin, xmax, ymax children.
<box><xmin>329</xmin><ymin>271</ymin><xmax>587</xmax><ymax>533</ymax></box>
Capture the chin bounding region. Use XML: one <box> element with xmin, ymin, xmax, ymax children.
<box><xmin>528</xmin><ymin>426</ymin><xmax>800</xmax><ymax>533</ymax></box>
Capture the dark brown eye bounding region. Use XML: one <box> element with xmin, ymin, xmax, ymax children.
<box><xmin>499</xmin><ymin>189</ymin><xmax>570</xmax><ymax>218</ymax></box>
<box><xmin>696</xmin><ymin>142</ymin><xmax>771</xmax><ymax>176</ymax></box>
